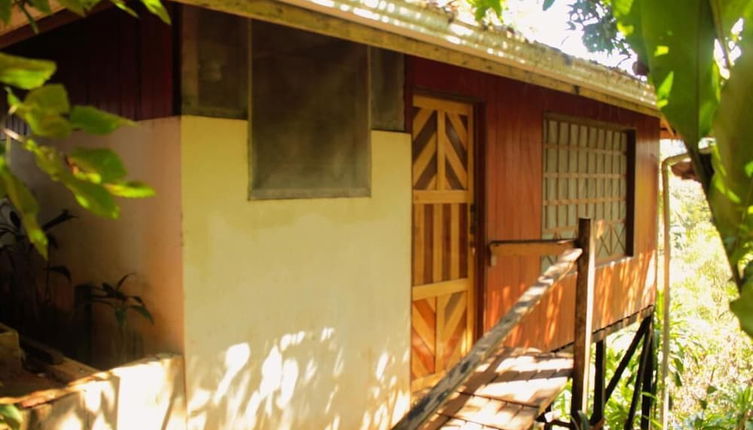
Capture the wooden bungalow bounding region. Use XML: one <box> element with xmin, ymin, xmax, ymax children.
<box><xmin>0</xmin><ymin>1</ymin><xmax>659</xmax><ymax>429</ymax></box>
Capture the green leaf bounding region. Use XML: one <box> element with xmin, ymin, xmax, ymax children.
<box><xmin>114</xmin><ymin>307</ymin><xmax>126</xmax><ymax>329</ymax></box>
<box><xmin>129</xmin><ymin>305</ymin><xmax>154</xmax><ymax>324</ymax></box>
<box><xmin>23</xmin><ymin>140</ymin><xmax>120</xmax><ymax>218</ymax></box>
<box><xmin>13</xmin><ymin>84</ymin><xmax>72</xmax><ymax>138</ymax></box>
<box><xmin>730</xmin><ymin>285</ymin><xmax>753</xmax><ymax>337</ymax></box>
<box><xmin>614</xmin><ymin>0</ymin><xmax>720</xmax><ymax>152</ymax></box>
<box><xmin>542</xmin><ymin>0</ymin><xmax>555</xmax><ymax>11</ymax></box>
<box><xmin>69</xmin><ymin>148</ymin><xmax>127</xmax><ymax>183</ymax></box>
<box><xmin>0</xmin><ymin>0</ymin><xmax>12</xmax><ymax>24</ymax></box>
<box><xmin>25</xmin><ymin>84</ymin><xmax>70</xmax><ymax>114</ymax></box>
<box><xmin>0</xmin><ymin>157</ymin><xmax>47</xmax><ymax>258</ymax></box>
<box><xmin>70</xmin><ymin>105</ymin><xmax>134</xmax><ymax>135</ymax></box>
<box><xmin>714</xmin><ymin>0</ymin><xmax>753</xmax><ymax>39</ymax></box>
<box><xmin>28</xmin><ymin>0</ymin><xmax>51</xmax><ymax>14</ymax></box>
<box><xmin>709</xmin><ymin>31</ymin><xmax>753</xmax><ymax>278</ymax></box>
<box><xmin>139</xmin><ymin>0</ymin><xmax>170</xmax><ymax>24</ymax></box>
<box><xmin>57</xmin><ymin>0</ymin><xmax>87</xmax><ymax>15</ymax></box>
<box><xmin>63</xmin><ymin>179</ymin><xmax>119</xmax><ymax>219</ymax></box>
<box><xmin>108</xmin><ymin>0</ymin><xmax>137</xmax><ymax>17</ymax></box>
<box><xmin>611</xmin><ymin>0</ymin><xmax>648</xmax><ymax>63</ymax></box>
<box><xmin>0</xmin><ymin>52</ymin><xmax>55</xmax><ymax>90</ymax></box>
<box><xmin>106</xmin><ymin>180</ymin><xmax>155</xmax><ymax>198</ymax></box>
<box><xmin>0</xmin><ymin>403</ymin><xmax>22</xmax><ymax>430</ymax></box>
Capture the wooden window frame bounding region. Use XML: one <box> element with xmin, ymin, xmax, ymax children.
<box><xmin>541</xmin><ymin>113</ymin><xmax>636</xmax><ymax>265</ymax></box>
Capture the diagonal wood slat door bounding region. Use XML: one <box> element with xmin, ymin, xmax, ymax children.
<box><xmin>411</xmin><ymin>95</ymin><xmax>475</xmax><ymax>393</ymax></box>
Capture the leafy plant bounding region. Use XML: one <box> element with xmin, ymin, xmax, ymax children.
<box><xmin>76</xmin><ymin>274</ymin><xmax>153</xmax><ymax>363</ymax></box>
<box><xmin>77</xmin><ymin>274</ymin><xmax>153</xmax><ymax>330</ymax></box>
<box><xmin>0</xmin><ymin>403</ymin><xmax>21</xmax><ymax>430</ymax></box>
<box><xmin>0</xmin><ymin>200</ymin><xmax>74</xmax><ymax>342</ymax></box>
<box><xmin>0</xmin><ymin>0</ymin><xmax>172</xmax><ymax>261</ymax></box>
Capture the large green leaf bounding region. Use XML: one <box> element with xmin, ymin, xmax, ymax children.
<box><xmin>730</xmin><ymin>284</ymin><xmax>753</xmax><ymax>337</ymax></box>
<box><xmin>106</xmin><ymin>180</ymin><xmax>156</xmax><ymax>198</ymax></box>
<box><xmin>24</xmin><ymin>140</ymin><xmax>120</xmax><ymax>218</ymax></box>
<box><xmin>642</xmin><ymin>0</ymin><xmax>719</xmax><ymax>149</ymax></box>
<box><xmin>611</xmin><ymin>0</ymin><xmax>648</xmax><ymax>63</ymax></box>
<box><xmin>108</xmin><ymin>0</ymin><xmax>137</xmax><ymax>17</ymax></box>
<box><xmin>614</xmin><ymin>0</ymin><xmax>719</xmax><ymax>148</ymax></box>
<box><xmin>0</xmin><ymin>157</ymin><xmax>47</xmax><ymax>257</ymax></box>
<box><xmin>28</xmin><ymin>0</ymin><xmax>51</xmax><ymax>14</ymax></box>
<box><xmin>11</xmin><ymin>84</ymin><xmax>72</xmax><ymax>138</ymax></box>
<box><xmin>140</xmin><ymin>0</ymin><xmax>170</xmax><ymax>23</ymax></box>
<box><xmin>64</xmin><ymin>178</ymin><xmax>119</xmax><ymax>218</ymax></box>
<box><xmin>57</xmin><ymin>0</ymin><xmax>87</xmax><ymax>15</ymax></box>
<box><xmin>707</xmin><ymin>13</ymin><xmax>753</xmax><ymax>336</ymax></box>
<box><xmin>70</xmin><ymin>105</ymin><xmax>133</xmax><ymax>135</ymax></box>
<box><xmin>0</xmin><ymin>403</ymin><xmax>22</xmax><ymax>430</ymax></box>
<box><xmin>0</xmin><ymin>53</ymin><xmax>55</xmax><ymax>90</ymax></box>
<box><xmin>0</xmin><ymin>0</ymin><xmax>12</xmax><ymax>24</ymax></box>
<box><xmin>69</xmin><ymin>147</ymin><xmax>127</xmax><ymax>183</ymax></box>
<box><xmin>710</xmin><ymin>31</ymin><xmax>753</xmax><ymax>270</ymax></box>
<box><xmin>24</xmin><ymin>84</ymin><xmax>70</xmax><ymax>114</ymax></box>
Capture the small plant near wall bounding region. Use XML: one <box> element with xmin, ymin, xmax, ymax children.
<box><xmin>76</xmin><ymin>274</ymin><xmax>153</xmax><ymax>365</ymax></box>
<box><xmin>0</xmin><ymin>201</ymin><xmax>74</xmax><ymax>342</ymax></box>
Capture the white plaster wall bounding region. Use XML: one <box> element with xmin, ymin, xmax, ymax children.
<box><xmin>180</xmin><ymin>116</ymin><xmax>412</xmax><ymax>430</ymax></box>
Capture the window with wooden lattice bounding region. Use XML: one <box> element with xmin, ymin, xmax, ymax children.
<box><xmin>542</xmin><ymin>114</ymin><xmax>634</xmax><ymax>266</ymax></box>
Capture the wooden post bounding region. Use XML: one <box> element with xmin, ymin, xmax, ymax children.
<box><xmin>572</xmin><ymin>218</ymin><xmax>595</xmax><ymax>425</ymax></box>
<box><xmin>626</xmin><ymin>317</ymin><xmax>652</xmax><ymax>430</ymax></box>
<box><xmin>592</xmin><ymin>339</ymin><xmax>606</xmax><ymax>427</ymax></box>
<box><xmin>640</xmin><ymin>319</ymin><xmax>656</xmax><ymax>430</ymax></box>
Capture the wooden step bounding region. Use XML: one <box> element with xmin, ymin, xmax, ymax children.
<box><xmin>420</xmin><ymin>347</ymin><xmax>573</xmax><ymax>430</ymax></box>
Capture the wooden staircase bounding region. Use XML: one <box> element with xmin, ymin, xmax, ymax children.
<box><xmin>422</xmin><ymin>348</ymin><xmax>573</xmax><ymax>430</ymax></box>
<box><xmin>394</xmin><ymin>218</ymin><xmax>598</xmax><ymax>430</ymax></box>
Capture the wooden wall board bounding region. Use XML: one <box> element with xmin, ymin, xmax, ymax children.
<box><xmin>409</xmin><ymin>56</ymin><xmax>659</xmax><ymax>352</ymax></box>
<box><xmin>4</xmin><ymin>4</ymin><xmax>176</xmax><ymax>121</ymax></box>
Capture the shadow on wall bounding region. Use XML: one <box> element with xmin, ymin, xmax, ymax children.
<box><xmin>185</xmin><ymin>326</ymin><xmax>410</xmax><ymax>430</ymax></box>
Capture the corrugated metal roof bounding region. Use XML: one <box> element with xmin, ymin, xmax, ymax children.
<box><xmin>276</xmin><ymin>0</ymin><xmax>657</xmax><ymax>113</ymax></box>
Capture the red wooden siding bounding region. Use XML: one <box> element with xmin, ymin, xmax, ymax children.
<box><xmin>5</xmin><ymin>5</ymin><xmax>175</xmax><ymax>120</ymax></box>
<box><xmin>409</xmin><ymin>56</ymin><xmax>659</xmax><ymax>351</ymax></box>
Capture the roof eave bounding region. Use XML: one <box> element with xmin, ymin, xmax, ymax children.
<box><xmin>181</xmin><ymin>0</ymin><xmax>658</xmax><ymax>117</ymax></box>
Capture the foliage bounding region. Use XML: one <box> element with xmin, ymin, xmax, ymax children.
<box><xmin>76</xmin><ymin>273</ymin><xmax>153</xmax><ymax>364</ymax></box>
<box><xmin>0</xmin><ymin>0</ymin><xmax>171</xmax><ymax>261</ymax></box>
<box><xmin>0</xmin><ymin>404</ymin><xmax>21</xmax><ymax>430</ymax></box>
<box><xmin>662</xmin><ymin>171</ymin><xmax>753</xmax><ymax>429</ymax></box>
<box><xmin>0</xmin><ymin>201</ymin><xmax>73</xmax><ymax>337</ymax></box>
<box><xmin>77</xmin><ymin>273</ymin><xmax>153</xmax><ymax>331</ymax></box>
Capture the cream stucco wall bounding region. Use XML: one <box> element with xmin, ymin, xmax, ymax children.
<box><xmin>180</xmin><ymin>116</ymin><xmax>412</xmax><ymax>430</ymax></box>
<box><xmin>13</xmin><ymin>118</ymin><xmax>184</xmax><ymax>368</ymax></box>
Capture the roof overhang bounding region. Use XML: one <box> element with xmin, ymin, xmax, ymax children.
<box><xmin>0</xmin><ymin>0</ymin><xmax>660</xmax><ymax>118</ymax></box>
<box><xmin>175</xmin><ymin>0</ymin><xmax>659</xmax><ymax>117</ymax></box>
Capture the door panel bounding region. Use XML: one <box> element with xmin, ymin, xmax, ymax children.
<box><xmin>411</xmin><ymin>95</ymin><xmax>475</xmax><ymax>392</ymax></box>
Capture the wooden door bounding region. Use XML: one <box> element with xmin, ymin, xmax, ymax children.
<box><xmin>410</xmin><ymin>95</ymin><xmax>476</xmax><ymax>392</ymax></box>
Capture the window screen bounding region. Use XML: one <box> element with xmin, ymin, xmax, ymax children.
<box><xmin>250</xmin><ymin>21</ymin><xmax>370</xmax><ymax>199</ymax></box>
<box><xmin>542</xmin><ymin>115</ymin><xmax>633</xmax><ymax>264</ymax></box>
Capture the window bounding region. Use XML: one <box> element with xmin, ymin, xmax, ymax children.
<box><xmin>542</xmin><ymin>114</ymin><xmax>633</xmax><ymax>264</ymax></box>
<box><xmin>250</xmin><ymin>21</ymin><xmax>370</xmax><ymax>199</ymax></box>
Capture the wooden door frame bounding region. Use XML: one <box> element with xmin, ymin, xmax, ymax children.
<box><xmin>407</xmin><ymin>86</ymin><xmax>487</xmax><ymax>345</ymax></box>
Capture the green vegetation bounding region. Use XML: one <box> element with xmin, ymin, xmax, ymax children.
<box><xmin>662</xmin><ymin>147</ymin><xmax>753</xmax><ymax>429</ymax></box>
